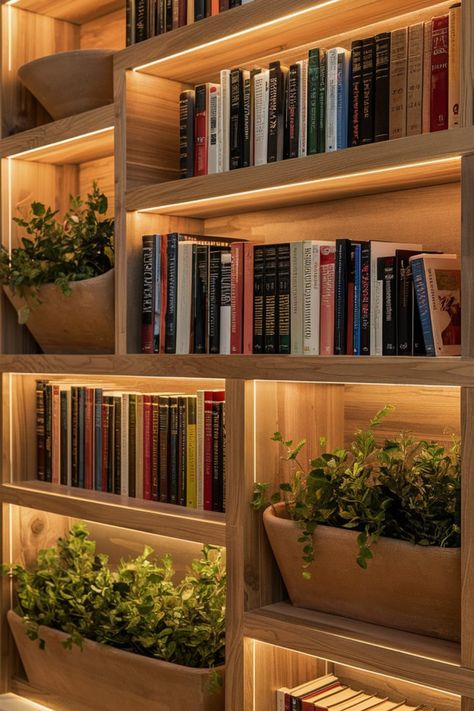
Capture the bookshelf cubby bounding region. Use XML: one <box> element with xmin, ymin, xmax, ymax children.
<box><xmin>0</xmin><ymin>0</ymin><xmax>473</xmax><ymax>710</ymax></box>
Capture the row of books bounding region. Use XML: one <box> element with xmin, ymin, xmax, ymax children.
<box><xmin>277</xmin><ymin>673</ymin><xmax>425</xmax><ymax>711</ymax></box>
<box><xmin>126</xmin><ymin>0</ymin><xmax>254</xmax><ymax>45</ymax></box>
<box><xmin>141</xmin><ymin>233</ymin><xmax>461</xmax><ymax>356</ymax></box>
<box><xmin>36</xmin><ymin>381</ymin><xmax>227</xmax><ymax>512</ymax></box>
<box><xmin>179</xmin><ymin>6</ymin><xmax>461</xmax><ymax>178</ymax></box>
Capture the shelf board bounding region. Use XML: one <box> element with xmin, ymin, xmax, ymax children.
<box><xmin>244</xmin><ymin>602</ymin><xmax>470</xmax><ymax>696</ymax></box>
<box><xmin>0</xmin><ymin>354</ymin><xmax>473</xmax><ymax>386</ymax></box>
<box><xmin>115</xmin><ymin>0</ymin><xmax>448</xmax><ymax>83</ymax></box>
<box><xmin>0</xmin><ymin>482</ymin><xmax>226</xmax><ymax>546</ymax></box>
<box><xmin>125</xmin><ymin>128</ymin><xmax>472</xmax><ymax>218</ymax></box>
<box><xmin>1</xmin><ymin>0</ymin><xmax>124</xmax><ymax>24</ymax></box>
<box><xmin>0</xmin><ymin>105</ymin><xmax>115</xmax><ymax>163</ymax></box>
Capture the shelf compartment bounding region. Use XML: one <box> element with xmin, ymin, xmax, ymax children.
<box><xmin>0</xmin><ymin>482</ymin><xmax>226</xmax><ymax>545</ymax></box>
<box><xmin>243</xmin><ymin>603</ymin><xmax>470</xmax><ymax>696</ymax></box>
<box><xmin>1</xmin><ymin>0</ymin><xmax>125</xmax><ymax>25</ymax></box>
<box><xmin>0</xmin><ymin>105</ymin><xmax>115</xmax><ymax>162</ymax></box>
<box><xmin>125</xmin><ymin>128</ymin><xmax>474</xmax><ymax>218</ymax></box>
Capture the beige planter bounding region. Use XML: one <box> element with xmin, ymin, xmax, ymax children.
<box><xmin>263</xmin><ymin>503</ymin><xmax>461</xmax><ymax>641</ymax></box>
<box><xmin>4</xmin><ymin>269</ymin><xmax>115</xmax><ymax>354</ymax></box>
<box><xmin>8</xmin><ymin>611</ymin><xmax>224</xmax><ymax>711</ymax></box>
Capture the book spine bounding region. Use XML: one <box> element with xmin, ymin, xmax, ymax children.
<box><xmin>353</xmin><ymin>244</ymin><xmax>362</xmax><ymax>355</ymax></box>
<box><xmin>389</xmin><ymin>28</ymin><xmax>408</xmax><ymax>139</ymax></box>
<box><xmin>176</xmin><ymin>241</ymin><xmax>193</xmax><ymax>355</ymax></box>
<box><xmin>360</xmin><ymin>37</ymin><xmax>375</xmax><ymax>144</ymax></box>
<box><xmin>297</xmin><ymin>59</ymin><xmax>307</xmax><ymax>157</ymax></box>
<box><xmin>219</xmin><ymin>69</ymin><xmax>231</xmax><ymax>172</ymax></box>
<box><xmin>135</xmin><ymin>395</ymin><xmax>144</xmax><ymax>498</ymax></box>
<box><xmin>397</xmin><ymin>253</ymin><xmax>415</xmax><ymax>355</ymax></box>
<box><xmin>36</xmin><ymin>381</ymin><xmax>46</xmax><ymax>481</ymax></box>
<box><xmin>186</xmin><ymin>397</ymin><xmax>197</xmax><ymax>508</ymax></box>
<box><xmin>350</xmin><ymin>40</ymin><xmax>363</xmax><ymax>146</ymax></box>
<box><xmin>208</xmin><ymin>248</ymin><xmax>222</xmax><ymax>354</ymax></box>
<box><xmin>126</xmin><ymin>0</ymin><xmax>135</xmax><ymax>45</ymax></box>
<box><xmin>135</xmin><ymin>0</ymin><xmax>148</xmax><ymax>42</ymax></box>
<box><xmin>113</xmin><ymin>398</ymin><xmax>121</xmax><ymax>496</ymax></box>
<box><xmin>178</xmin><ymin>397</ymin><xmax>187</xmax><ymax>506</ymax></box>
<box><xmin>159</xmin><ymin>397</ymin><xmax>170</xmax><ymax>502</ymax></box>
<box><xmin>179</xmin><ymin>90</ymin><xmax>195</xmax><ymax>178</ymax></box>
<box><xmin>318</xmin><ymin>50</ymin><xmax>327</xmax><ymax>152</ymax></box>
<box><xmin>165</xmin><ymin>233</ymin><xmax>179</xmax><ymax>353</ymax></box>
<box><xmin>59</xmin><ymin>390</ymin><xmax>68</xmax><ymax>486</ymax></box>
<box><xmin>220</xmin><ymin>251</ymin><xmax>232</xmax><ymax>354</ymax></box>
<box><xmin>253</xmin><ymin>245</ymin><xmax>265</xmax><ymax>353</ymax></box>
<box><xmin>325</xmin><ymin>48</ymin><xmax>338</xmax><ymax>152</ymax></box>
<box><xmin>411</xmin><ymin>258</ymin><xmax>436</xmax><ymax>355</ymax></box>
<box><xmin>374</xmin><ymin>32</ymin><xmax>391</xmax><ymax>142</ymax></box>
<box><xmin>107</xmin><ymin>398</ymin><xmax>115</xmax><ymax>494</ymax></box>
<box><xmin>263</xmin><ymin>244</ymin><xmax>278</xmax><ymax>353</ymax></box>
<box><xmin>178</xmin><ymin>0</ymin><xmax>187</xmax><ymax>25</ymax></box>
<box><xmin>334</xmin><ymin>239</ymin><xmax>350</xmax><ymax>355</ymax></box>
<box><xmin>212</xmin><ymin>402</ymin><xmax>221</xmax><ymax>511</ymax></box>
<box><xmin>128</xmin><ymin>394</ymin><xmax>137</xmax><ymax>498</ymax></box>
<box><xmin>195</xmin><ymin>0</ymin><xmax>205</xmax><ymax>20</ymax></box>
<box><xmin>159</xmin><ymin>235</ymin><xmax>168</xmax><ymax>353</ymax></box>
<box><xmin>422</xmin><ymin>21</ymin><xmax>433</xmax><ymax>133</ymax></box>
<box><xmin>143</xmin><ymin>395</ymin><xmax>152</xmax><ymax>500</ymax></box>
<box><xmin>71</xmin><ymin>387</ymin><xmax>78</xmax><ymax>487</ymax></box>
<box><xmin>307</xmin><ymin>48</ymin><xmax>321</xmax><ymax>154</ymax></box>
<box><xmin>93</xmin><ymin>389</ymin><xmax>102</xmax><ymax>491</ymax></box>
<box><xmin>151</xmin><ymin>396</ymin><xmax>160</xmax><ymax>500</ymax></box>
<box><xmin>378</xmin><ymin>256</ymin><xmax>396</xmax><ymax>355</ymax></box>
<box><xmin>290</xmin><ymin>242</ymin><xmax>304</xmax><ymax>355</ymax></box>
<box><xmin>187</xmin><ymin>0</ymin><xmax>194</xmax><ymax>23</ymax></box>
<box><xmin>208</xmin><ymin>84</ymin><xmax>220</xmax><ymax>174</ymax></box>
<box><xmin>196</xmin><ymin>391</ymin><xmax>205</xmax><ymax>509</ymax></box>
<box><xmin>101</xmin><ymin>399</ymin><xmax>109</xmax><ymax>493</ymax></box>
<box><xmin>243</xmin><ymin>243</ymin><xmax>254</xmax><ymax>354</ymax></box>
<box><xmin>431</xmin><ymin>15</ymin><xmax>449</xmax><ymax>131</ymax></box>
<box><xmin>220</xmin><ymin>0</ymin><xmax>229</xmax><ymax>8</ymax></box>
<box><xmin>84</xmin><ymin>388</ymin><xmax>94</xmax><ymax>489</ymax></box>
<box><xmin>449</xmin><ymin>4</ymin><xmax>461</xmax><ymax>129</ymax></box>
<box><xmin>78</xmin><ymin>388</ymin><xmax>85</xmax><ymax>489</ymax></box>
<box><xmin>153</xmin><ymin>234</ymin><xmax>161</xmax><ymax>353</ymax></box>
<box><xmin>360</xmin><ymin>242</ymin><xmax>371</xmax><ymax>354</ymax></box>
<box><xmin>50</xmin><ymin>385</ymin><xmax>60</xmax><ymax>485</ymax></box>
<box><xmin>203</xmin><ymin>395</ymin><xmax>214</xmax><ymax>510</ymax></box>
<box><xmin>303</xmin><ymin>242</ymin><xmax>320</xmax><ymax>355</ymax></box>
<box><xmin>243</xmin><ymin>73</ymin><xmax>251</xmax><ymax>167</ymax></box>
<box><xmin>336</xmin><ymin>50</ymin><xmax>349</xmax><ymax>149</ymax></box>
<box><xmin>267</xmin><ymin>61</ymin><xmax>286</xmax><ymax>162</ymax></box>
<box><xmin>230</xmin><ymin>243</ymin><xmax>244</xmax><ymax>354</ymax></box>
<box><xmin>142</xmin><ymin>235</ymin><xmax>155</xmax><ymax>353</ymax></box>
<box><xmin>158</xmin><ymin>0</ymin><xmax>165</xmax><ymax>34</ymax></box>
<box><xmin>194</xmin><ymin>84</ymin><xmax>208</xmax><ymax>175</ymax></box>
<box><xmin>193</xmin><ymin>245</ymin><xmax>208</xmax><ymax>353</ymax></box>
<box><xmin>172</xmin><ymin>0</ymin><xmax>179</xmax><ymax>29</ymax></box>
<box><xmin>230</xmin><ymin>69</ymin><xmax>244</xmax><ymax>169</ymax></box>
<box><xmin>165</xmin><ymin>0</ymin><xmax>173</xmax><ymax>31</ymax></box>
<box><xmin>253</xmin><ymin>70</ymin><xmax>269</xmax><ymax>166</ymax></box>
<box><xmin>346</xmin><ymin>244</ymin><xmax>356</xmax><ymax>355</ymax></box>
<box><xmin>287</xmin><ymin>64</ymin><xmax>300</xmax><ymax>159</ymax></box>
<box><xmin>277</xmin><ymin>243</ymin><xmax>291</xmax><ymax>355</ymax></box>
<box><xmin>406</xmin><ymin>23</ymin><xmax>424</xmax><ymax>136</ymax></box>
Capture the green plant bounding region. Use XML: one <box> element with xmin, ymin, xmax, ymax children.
<box><xmin>252</xmin><ymin>406</ymin><xmax>461</xmax><ymax>576</ymax></box>
<box><xmin>2</xmin><ymin>524</ymin><xmax>225</xmax><ymax>674</ymax></box>
<box><xmin>0</xmin><ymin>183</ymin><xmax>114</xmax><ymax>323</ymax></box>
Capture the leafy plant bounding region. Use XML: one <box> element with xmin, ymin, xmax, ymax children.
<box><xmin>2</xmin><ymin>524</ymin><xmax>225</xmax><ymax>674</ymax></box>
<box><xmin>252</xmin><ymin>406</ymin><xmax>460</xmax><ymax>576</ymax></box>
<box><xmin>0</xmin><ymin>183</ymin><xmax>114</xmax><ymax>323</ymax></box>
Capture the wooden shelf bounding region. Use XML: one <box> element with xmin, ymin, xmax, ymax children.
<box><xmin>243</xmin><ymin>603</ymin><xmax>470</xmax><ymax>696</ymax></box>
<box><xmin>0</xmin><ymin>105</ymin><xmax>115</xmax><ymax>163</ymax></box>
<box><xmin>0</xmin><ymin>482</ymin><xmax>226</xmax><ymax>546</ymax></box>
<box><xmin>0</xmin><ymin>0</ymin><xmax>125</xmax><ymax>24</ymax></box>
<box><xmin>115</xmin><ymin>0</ymin><xmax>450</xmax><ymax>83</ymax></box>
<box><xmin>125</xmin><ymin>128</ymin><xmax>473</xmax><ymax>218</ymax></box>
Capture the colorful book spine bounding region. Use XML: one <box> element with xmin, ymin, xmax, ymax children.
<box><xmin>230</xmin><ymin>243</ymin><xmax>244</xmax><ymax>354</ymax></box>
<box><xmin>263</xmin><ymin>245</ymin><xmax>278</xmax><ymax>353</ymax></box>
<box><xmin>243</xmin><ymin>243</ymin><xmax>255</xmax><ymax>354</ymax></box>
<box><xmin>220</xmin><ymin>251</ymin><xmax>232</xmax><ymax>354</ymax></box>
<box><xmin>422</xmin><ymin>21</ymin><xmax>433</xmax><ymax>133</ymax></box>
<box><xmin>431</xmin><ymin>15</ymin><xmax>449</xmax><ymax>132</ymax></box>
<box><xmin>320</xmin><ymin>245</ymin><xmax>336</xmax><ymax>356</ymax></box>
<box><xmin>194</xmin><ymin>84</ymin><xmax>209</xmax><ymax>175</ymax></box>
<box><xmin>303</xmin><ymin>242</ymin><xmax>321</xmax><ymax>355</ymax></box>
<box><xmin>290</xmin><ymin>242</ymin><xmax>304</xmax><ymax>355</ymax></box>
<box><xmin>287</xmin><ymin>63</ymin><xmax>300</xmax><ymax>159</ymax></box>
<box><xmin>448</xmin><ymin>4</ymin><xmax>461</xmax><ymax>129</ymax></box>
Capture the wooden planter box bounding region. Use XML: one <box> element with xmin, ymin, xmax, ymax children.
<box><xmin>4</xmin><ymin>269</ymin><xmax>115</xmax><ymax>354</ymax></box>
<box><xmin>263</xmin><ymin>503</ymin><xmax>461</xmax><ymax>641</ymax></box>
<box><xmin>8</xmin><ymin>611</ymin><xmax>225</xmax><ymax>711</ymax></box>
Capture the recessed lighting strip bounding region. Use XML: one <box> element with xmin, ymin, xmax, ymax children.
<box><xmin>8</xmin><ymin>126</ymin><xmax>114</xmax><ymax>160</ymax></box>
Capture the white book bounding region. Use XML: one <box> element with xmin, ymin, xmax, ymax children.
<box><xmin>253</xmin><ymin>69</ymin><xmax>269</xmax><ymax>166</ymax></box>
<box><xmin>220</xmin><ymin>252</ymin><xmax>232</xmax><ymax>354</ymax></box>
<box><xmin>326</xmin><ymin>48</ymin><xmax>339</xmax><ymax>152</ymax></box>
<box><xmin>370</xmin><ymin>240</ymin><xmax>422</xmax><ymax>355</ymax></box>
<box><xmin>290</xmin><ymin>241</ymin><xmax>304</xmax><ymax>355</ymax></box>
<box><xmin>297</xmin><ymin>59</ymin><xmax>308</xmax><ymax>157</ymax></box>
<box><xmin>207</xmin><ymin>84</ymin><xmax>220</xmax><ymax>174</ymax></box>
<box><xmin>196</xmin><ymin>390</ymin><xmax>205</xmax><ymax>510</ymax></box>
<box><xmin>176</xmin><ymin>242</ymin><xmax>194</xmax><ymax>354</ymax></box>
<box><xmin>303</xmin><ymin>241</ymin><xmax>329</xmax><ymax>355</ymax></box>
<box><xmin>219</xmin><ymin>69</ymin><xmax>231</xmax><ymax>172</ymax></box>
<box><xmin>120</xmin><ymin>393</ymin><xmax>129</xmax><ymax>497</ymax></box>
<box><xmin>325</xmin><ymin>47</ymin><xmax>349</xmax><ymax>152</ymax></box>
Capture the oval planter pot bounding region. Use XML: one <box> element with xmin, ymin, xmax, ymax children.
<box><xmin>263</xmin><ymin>503</ymin><xmax>461</xmax><ymax>641</ymax></box>
<box><xmin>4</xmin><ymin>269</ymin><xmax>115</xmax><ymax>354</ymax></box>
<box><xmin>8</xmin><ymin>611</ymin><xmax>224</xmax><ymax>711</ymax></box>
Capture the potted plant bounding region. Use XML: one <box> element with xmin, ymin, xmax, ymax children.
<box><xmin>0</xmin><ymin>183</ymin><xmax>115</xmax><ymax>354</ymax></box>
<box><xmin>252</xmin><ymin>406</ymin><xmax>461</xmax><ymax>641</ymax></box>
<box><xmin>3</xmin><ymin>524</ymin><xmax>225</xmax><ymax>711</ymax></box>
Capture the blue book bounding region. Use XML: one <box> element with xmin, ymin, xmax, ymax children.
<box><xmin>353</xmin><ymin>243</ymin><xmax>362</xmax><ymax>355</ymax></box>
<box><xmin>94</xmin><ymin>388</ymin><xmax>103</xmax><ymax>490</ymax></box>
<box><xmin>411</xmin><ymin>258</ymin><xmax>435</xmax><ymax>356</ymax></box>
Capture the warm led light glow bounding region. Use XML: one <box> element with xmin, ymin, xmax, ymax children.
<box><xmin>136</xmin><ymin>156</ymin><xmax>461</xmax><ymax>214</ymax></box>
<box><xmin>133</xmin><ymin>0</ymin><xmax>341</xmax><ymax>72</ymax></box>
<box><xmin>9</xmin><ymin>126</ymin><xmax>114</xmax><ymax>160</ymax></box>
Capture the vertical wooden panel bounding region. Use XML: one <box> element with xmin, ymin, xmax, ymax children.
<box><xmin>461</xmin><ymin>0</ymin><xmax>474</xmax><ymax>128</ymax></box>
<box><xmin>462</xmin><ymin>154</ymin><xmax>474</xmax><ymax>358</ymax></box>
<box><xmin>461</xmin><ymin>387</ymin><xmax>474</xmax><ymax>671</ymax></box>
<box><xmin>79</xmin><ymin>155</ymin><xmax>115</xmax><ymax>210</ymax></box>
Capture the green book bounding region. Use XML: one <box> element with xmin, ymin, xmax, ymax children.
<box><xmin>318</xmin><ymin>49</ymin><xmax>327</xmax><ymax>153</ymax></box>
<box><xmin>307</xmin><ymin>48</ymin><xmax>321</xmax><ymax>155</ymax></box>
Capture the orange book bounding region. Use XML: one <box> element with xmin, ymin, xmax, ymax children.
<box><xmin>211</xmin><ymin>0</ymin><xmax>219</xmax><ymax>14</ymax></box>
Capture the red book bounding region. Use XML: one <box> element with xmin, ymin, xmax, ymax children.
<box><xmin>203</xmin><ymin>391</ymin><xmax>225</xmax><ymax>511</ymax></box>
<box><xmin>219</xmin><ymin>0</ymin><xmax>229</xmax><ymax>8</ymax></box>
<box><xmin>242</xmin><ymin>243</ymin><xmax>254</xmax><ymax>354</ymax></box>
<box><xmin>194</xmin><ymin>84</ymin><xmax>209</xmax><ymax>176</ymax></box>
<box><xmin>178</xmin><ymin>0</ymin><xmax>187</xmax><ymax>26</ymax></box>
<box><xmin>101</xmin><ymin>402</ymin><xmax>109</xmax><ymax>492</ymax></box>
<box><xmin>320</xmin><ymin>245</ymin><xmax>336</xmax><ymax>355</ymax></box>
<box><xmin>143</xmin><ymin>395</ymin><xmax>152</xmax><ymax>500</ymax></box>
<box><xmin>211</xmin><ymin>0</ymin><xmax>219</xmax><ymax>13</ymax></box>
<box><xmin>159</xmin><ymin>235</ymin><xmax>168</xmax><ymax>353</ymax></box>
<box><xmin>230</xmin><ymin>242</ymin><xmax>245</xmax><ymax>353</ymax></box>
<box><xmin>84</xmin><ymin>388</ymin><xmax>94</xmax><ymax>490</ymax></box>
<box><xmin>430</xmin><ymin>15</ymin><xmax>449</xmax><ymax>132</ymax></box>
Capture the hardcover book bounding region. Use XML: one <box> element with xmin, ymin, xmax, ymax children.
<box><xmin>360</xmin><ymin>37</ymin><xmax>375</xmax><ymax>144</ymax></box>
<box><xmin>374</xmin><ymin>32</ymin><xmax>391</xmax><ymax>142</ymax></box>
<box><xmin>431</xmin><ymin>15</ymin><xmax>449</xmax><ymax>131</ymax></box>
<box><xmin>406</xmin><ymin>23</ymin><xmax>424</xmax><ymax>136</ymax></box>
<box><xmin>389</xmin><ymin>27</ymin><xmax>408</xmax><ymax>140</ymax></box>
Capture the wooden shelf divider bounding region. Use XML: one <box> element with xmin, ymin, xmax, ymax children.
<box><xmin>0</xmin><ymin>0</ymin><xmax>125</xmax><ymax>24</ymax></box>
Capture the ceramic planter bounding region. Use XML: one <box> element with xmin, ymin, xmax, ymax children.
<box><xmin>8</xmin><ymin>611</ymin><xmax>224</xmax><ymax>711</ymax></box>
<box><xmin>4</xmin><ymin>269</ymin><xmax>115</xmax><ymax>354</ymax></box>
<box><xmin>263</xmin><ymin>503</ymin><xmax>461</xmax><ymax>641</ymax></box>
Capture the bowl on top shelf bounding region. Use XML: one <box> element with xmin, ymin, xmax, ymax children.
<box><xmin>18</xmin><ymin>49</ymin><xmax>115</xmax><ymax>120</ymax></box>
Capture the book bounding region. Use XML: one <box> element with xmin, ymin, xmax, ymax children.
<box><xmin>318</xmin><ymin>50</ymin><xmax>327</xmax><ymax>152</ymax></box>
<box><xmin>151</xmin><ymin>394</ymin><xmax>159</xmax><ymax>499</ymax></box>
<box><xmin>153</xmin><ymin>234</ymin><xmax>161</xmax><ymax>352</ymax></box>
<box><xmin>158</xmin><ymin>395</ymin><xmax>170</xmax><ymax>502</ymax></box>
<box><xmin>326</xmin><ymin>47</ymin><xmax>350</xmax><ymax>151</ymax></box>
<box><xmin>230</xmin><ymin>69</ymin><xmax>249</xmax><ymax>169</ymax></box>
<box><xmin>378</xmin><ymin>256</ymin><xmax>396</xmax><ymax>355</ymax></box>
<box><xmin>396</xmin><ymin>249</ymin><xmax>420</xmax><ymax>356</ymax></box>
<box><xmin>389</xmin><ymin>28</ymin><xmax>408</xmax><ymax>140</ymax></box>
<box><xmin>303</xmin><ymin>241</ymin><xmax>322</xmax><ymax>355</ymax></box>
<box><xmin>186</xmin><ymin>396</ymin><xmax>197</xmax><ymax>507</ymax></box>
<box><xmin>360</xmin><ymin>36</ymin><xmax>375</xmax><ymax>144</ymax></box>
<box><xmin>243</xmin><ymin>73</ymin><xmax>251</xmax><ymax>167</ymax></box>
<box><xmin>254</xmin><ymin>69</ymin><xmax>270</xmax><ymax>166</ymax></box>
<box><xmin>287</xmin><ymin>63</ymin><xmax>300</xmax><ymax>159</ymax></box>
<box><xmin>253</xmin><ymin>245</ymin><xmax>265</xmax><ymax>353</ymax></box>
<box><xmin>168</xmin><ymin>395</ymin><xmax>179</xmax><ymax>505</ymax></box>
<box><xmin>126</xmin><ymin>0</ymin><xmax>135</xmax><ymax>45</ymax></box>
<box><xmin>135</xmin><ymin>0</ymin><xmax>148</xmax><ymax>42</ymax></box>
<box><xmin>219</xmin><ymin>69</ymin><xmax>231</xmax><ymax>172</ymax></box>
<box><xmin>353</xmin><ymin>243</ymin><xmax>362</xmax><ymax>355</ymax></box>
<box><xmin>208</xmin><ymin>84</ymin><xmax>220</xmax><ymax>174</ymax></box>
<box><xmin>179</xmin><ymin>90</ymin><xmax>195</xmax><ymax>178</ymax></box>
<box><xmin>359</xmin><ymin>242</ymin><xmax>371</xmax><ymax>355</ymax></box>
<box><xmin>36</xmin><ymin>381</ymin><xmax>46</xmax><ymax>482</ymax></box>
<box><xmin>448</xmin><ymin>3</ymin><xmax>461</xmax><ymax>129</ymax></box>
<box><xmin>243</xmin><ymin>243</ymin><xmax>255</xmax><ymax>354</ymax></box>
<box><xmin>334</xmin><ymin>239</ymin><xmax>351</xmax><ymax>355</ymax></box>
<box><xmin>195</xmin><ymin>84</ymin><xmax>218</xmax><ymax>176</ymax></box>
<box><xmin>374</xmin><ymin>32</ymin><xmax>391</xmax><ymax>142</ymax></box>
<box><xmin>346</xmin><ymin>242</ymin><xmax>358</xmax><ymax>355</ymax></box>
<box><xmin>290</xmin><ymin>241</ymin><xmax>304</xmax><ymax>355</ymax></box>
<box><xmin>406</xmin><ymin>23</ymin><xmax>424</xmax><ymax>136</ymax></box>
<box><xmin>230</xmin><ymin>242</ymin><xmax>244</xmax><ymax>354</ymax></box>
<box><xmin>350</xmin><ymin>39</ymin><xmax>363</xmax><ymax>147</ymax></box>
<box><xmin>320</xmin><ymin>244</ymin><xmax>336</xmax><ymax>356</ymax></box>
<box><xmin>141</xmin><ymin>235</ymin><xmax>155</xmax><ymax>353</ymax></box>
<box><xmin>297</xmin><ymin>59</ymin><xmax>308</xmax><ymax>157</ymax></box>
<box><xmin>84</xmin><ymin>388</ymin><xmax>94</xmax><ymax>489</ymax></box>
<box><xmin>128</xmin><ymin>393</ymin><xmax>137</xmax><ymax>497</ymax></box>
<box><xmin>263</xmin><ymin>244</ymin><xmax>278</xmax><ymax>353</ymax></box>
<box><xmin>194</xmin><ymin>0</ymin><xmax>205</xmax><ymax>20</ymax></box>
<box><xmin>277</xmin><ymin>243</ymin><xmax>291</xmax><ymax>355</ymax></box>
<box><xmin>220</xmin><ymin>251</ymin><xmax>232</xmax><ymax>354</ymax></box>
<box><xmin>307</xmin><ymin>48</ymin><xmax>322</xmax><ymax>154</ymax></box>
<box><xmin>431</xmin><ymin>15</ymin><xmax>449</xmax><ymax>131</ymax></box>
<box><xmin>178</xmin><ymin>396</ymin><xmax>187</xmax><ymax>506</ymax></box>
<box><xmin>193</xmin><ymin>245</ymin><xmax>208</xmax><ymax>353</ymax></box>
<box><xmin>268</xmin><ymin>61</ymin><xmax>288</xmax><ymax>162</ymax></box>
<box><xmin>208</xmin><ymin>247</ymin><xmax>222</xmax><ymax>354</ymax></box>
<box><xmin>176</xmin><ymin>241</ymin><xmax>194</xmax><ymax>354</ymax></box>
<box><xmin>422</xmin><ymin>21</ymin><xmax>433</xmax><ymax>133</ymax></box>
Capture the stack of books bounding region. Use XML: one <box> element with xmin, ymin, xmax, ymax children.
<box><xmin>141</xmin><ymin>235</ymin><xmax>461</xmax><ymax>357</ymax></box>
<box><xmin>179</xmin><ymin>5</ymin><xmax>461</xmax><ymax>177</ymax></box>
<box><xmin>36</xmin><ymin>381</ymin><xmax>226</xmax><ymax>512</ymax></box>
<box><xmin>277</xmin><ymin>673</ymin><xmax>428</xmax><ymax>711</ymax></box>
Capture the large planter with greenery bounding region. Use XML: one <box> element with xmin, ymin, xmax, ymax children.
<box><xmin>253</xmin><ymin>407</ymin><xmax>461</xmax><ymax>641</ymax></box>
<box><xmin>3</xmin><ymin>525</ymin><xmax>225</xmax><ymax>711</ymax></box>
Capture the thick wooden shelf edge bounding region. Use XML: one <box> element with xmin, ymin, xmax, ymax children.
<box><xmin>0</xmin><ymin>482</ymin><xmax>226</xmax><ymax>546</ymax></box>
<box><xmin>243</xmin><ymin>603</ymin><xmax>470</xmax><ymax>696</ymax></box>
<box><xmin>1</xmin><ymin>0</ymin><xmax>125</xmax><ymax>25</ymax></box>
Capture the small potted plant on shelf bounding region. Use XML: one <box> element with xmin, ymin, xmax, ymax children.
<box><xmin>3</xmin><ymin>524</ymin><xmax>225</xmax><ymax>711</ymax></box>
<box><xmin>0</xmin><ymin>182</ymin><xmax>115</xmax><ymax>354</ymax></box>
<box><xmin>252</xmin><ymin>406</ymin><xmax>461</xmax><ymax>641</ymax></box>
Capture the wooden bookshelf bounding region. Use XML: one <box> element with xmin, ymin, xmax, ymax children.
<box><xmin>0</xmin><ymin>0</ymin><xmax>474</xmax><ymax>710</ymax></box>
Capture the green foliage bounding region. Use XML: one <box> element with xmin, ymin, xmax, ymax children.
<box><xmin>0</xmin><ymin>183</ymin><xmax>114</xmax><ymax>323</ymax></box>
<box><xmin>252</xmin><ymin>406</ymin><xmax>461</xmax><ymax>575</ymax></box>
<box><xmin>2</xmin><ymin>524</ymin><xmax>225</xmax><ymax>673</ymax></box>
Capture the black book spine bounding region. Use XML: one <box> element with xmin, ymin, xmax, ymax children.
<box><xmin>44</xmin><ymin>384</ymin><xmax>52</xmax><ymax>483</ymax></box>
<box><xmin>60</xmin><ymin>390</ymin><xmax>68</xmax><ymax>485</ymax></box>
<box><xmin>165</xmin><ymin>0</ymin><xmax>173</xmax><ymax>30</ymax></box>
<box><xmin>378</xmin><ymin>256</ymin><xmax>397</xmax><ymax>356</ymax></box>
<box><xmin>208</xmin><ymin>247</ymin><xmax>222</xmax><ymax>354</ymax></box>
<box><xmin>135</xmin><ymin>0</ymin><xmax>148</xmax><ymax>43</ymax></box>
<box><xmin>318</xmin><ymin>50</ymin><xmax>327</xmax><ymax>153</ymax></box>
<box><xmin>267</xmin><ymin>62</ymin><xmax>280</xmax><ymax>162</ymax></box>
<box><xmin>253</xmin><ymin>246</ymin><xmax>265</xmax><ymax>353</ymax></box>
<box><xmin>141</xmin><ymin>234</ymin><xmax>154</xmax><ymax>353</ymax></box>
<box><xmin>374</xmin><ymin>32</ymin><xmax>391</xmax><ymax>142</ymax></box>
<box><xmin>36</xmin><ymin>380</ymin><xmax>46</xmax><ymax>482</ymax></box>
<box><xmin>307</xmin><ymin>49</ymin><xmax>320</xmax><ymax>155</ymax></box>
<box><xmin>169</xmin><ymin>397</ymin><xmax>179</xmax><ymax>505</ymax></box>
<box><xmin>287</xmin><ymin>64</ymin><xmax>300</xmax><ymax>159</ymax></box>
<box><xmin>78</xmin><ymin>387</ymin><xmax>85</xmax><ymax>489</ymax></box>
<box><xmin>148</xmin><ymin>0</ymin><xmax>157</xmax><ymax>37</ymax></box>
<box><xmin>114</xmin><ymin>398</ymin><xmax>121</xmax><ymax>495</ymax></box>
<box><xmin>212</xmin><ymin>401</ymin><xmax>222</xmax><ymax>512</ymax></box>
<box><xmin>158</xmin><ymin>0</ymin><xmax>165</xmax><ymax>34</ymax></box>
<box><xmin>334</xmin><ymin>239</ymin><xmax>351</xmax><ymax>355</ymax></box>
<box><xmin>195</xmin><ymin>0</ymin><xmax>206</xmax><ymax>20</ymax></box>
<box><xmin>159</xmin><ymin>396</ymin><xmax>170</xmax><ymax>502</ymax></box>
<box><xmin>396</xmin><ymin>251</ymin><xmax>416</xmax><ymax>355</ymax></box>
<box><xmin>360</xmin><ymin>242</ymin><xmax>371</xmax><ymax>354</ymax></box>
<box><xmin>230</xmin><ymin>0</ymin><xmax>241</xmax><ymax>6</ymax></box>
<box><xmin>264</xmin><ymin>245</ymin><xmax>278</xmax><ymax>353</ymax></box>
<box><xmin>243</xmin><ymin>74</ymin><xmax>251</xmax><ymax>168</ymax></box>
<box><xmin>179</xmin><ymin>91</ymin><xmax>195</xmax><ymax>178</ymax></box>
<box><xmin>277</xmin><ymin>243</ymin><xmax>291</xmax><ymax>354</ymax></box>
<box><xmin>165</xmin><ymin>233</ymin><xmax>179</xmax><ymax>353</ymax></box>
<box><xmin>71</xmin><ymin>387</ymin><xmax>78</xmax><ymax>487</ymax></box>
<box><xmin>361</xmin><ymin>36</ymin><xmax>376</xmax><ymax>144</ymax></box>
<box><xmin>128</xmin><ymin>394</ymin><xmax>137</xmax><ymax>498</ymax></box>
<box><xmin>193</xmin><ymin>245</ymin><xmax>208</xmax><ymax>353</ymax></box>
<box><xmin>126</xmin><ymin>0</ymin><xmax>135</xmax><ymax>45</ymax></box>
<box><xmin>350</xmin><ymin>40</ymin><xmax>363</xmax><ymax>146</ymax></box>
<box><xmin>151</xmin><ymin>396</ymin><xmax>159</xmax><ymax>500</ymax></box>
<box><xmin>178</xmin><ymin>397</ymin><xmax>187</xmax><ymax>507</ymax></box>
<box><xmin>230</xmin><ymin>69</ymin><xmax>244</xmax><ymax>170</ymax></box>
